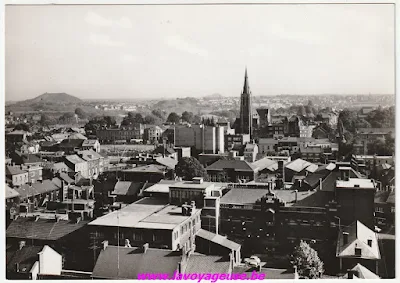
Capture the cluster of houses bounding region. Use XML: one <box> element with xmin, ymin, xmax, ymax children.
<box><xmin>4</xmin><ymin>108</ymin><xmax>396</xmax><ymax>280</ymax></box>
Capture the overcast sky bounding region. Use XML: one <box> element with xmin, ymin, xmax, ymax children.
<box><xmin>5</xmin><ymin>4</ymin><xmax>395</xmax><ymax>101</ymax></box>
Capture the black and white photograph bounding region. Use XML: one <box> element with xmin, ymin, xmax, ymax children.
<box><xmin>2</xmin><ymin>0</ymin><xmax>397</xmax><ymax>280</ymax></box>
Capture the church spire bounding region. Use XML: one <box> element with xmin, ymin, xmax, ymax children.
<box><xmin>243</xmin><ymin>67</ymin><xmax>250</xmax><ymax>95</ymax></box>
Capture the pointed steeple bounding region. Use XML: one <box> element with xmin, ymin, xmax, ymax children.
<box><xmin>243</xmin><ymin>67</ymin><xmax>250</xmax><ymax>95</ymax></box>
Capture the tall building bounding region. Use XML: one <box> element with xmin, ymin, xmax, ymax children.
<box><xmin>238</xmin><ymin>68</ymin><xmax>253</xmax><ymax>137</ymax></box>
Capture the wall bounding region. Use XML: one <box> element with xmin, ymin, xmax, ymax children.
<box><xmin>39</xmin><ymin>246</ymin><xmax>62</xmax><ymax>276</ymax></box>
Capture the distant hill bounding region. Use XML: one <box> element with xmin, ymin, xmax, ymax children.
<box><xmin>203</xmin><ymin>93</ymin><xmax>224</xmax><ymax>99</ymax></box>
<box><xmin>6</xmin><ymin>92</ymin><xmax>83</xmax><ymax>112</ymax></box>
<box><xmin>152</xmin><ymin>97</ymin><xmax>201</xmax><ymax>114</ymax></box>
<box><xmin>23</xmin><ymin>92</ymin><xmax>82</xmax><ymax>104</ymax></box>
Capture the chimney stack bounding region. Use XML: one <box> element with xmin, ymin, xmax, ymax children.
<box><xmin>142</xmin><ymin>243</ymin><xmax>149</xmax><ymax>253</ymax></box>
<box><xmin>18</xmin><ymin>241</ymin><xmax>26</xmax><ymax>251</ymax></box>
<box><xmin>294</xmin><ymin>190</ymin><xmax>298</xmax><ymax>203</ymax></box>
<box><xmin>102</xmin><ymin>240</ymin><xmax>108</xmax><ymax>250</ymax></box>
<box><xmin>319</xmin><ymin>178</ymin><xmax>323</xmax><ymax>190</ymax></box>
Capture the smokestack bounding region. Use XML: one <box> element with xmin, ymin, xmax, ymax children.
<box><xmin>18</xmin><ymin>241</ymin><xmax>26</xmax><ymax>250</ymax></box>
<box><xmin>102</xmin><ymin>240</ymin><xmax>108</xmax><ymax>250</ymax></box>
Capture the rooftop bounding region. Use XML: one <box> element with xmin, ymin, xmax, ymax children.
<box><xmin>6</xmin><ymin>165</ymin><xmax>27</xmax><ymax>176</ymax></box>
<box><xmin>144</xmin><ymin>180</ymin><xmax>180</xmax><ymax>194</ymax></box>
<box><xmin>185</xmin><ymin>254</ymin><xmax>230</xmax><ymax>274</ymax></box>
<box><xmin>92</xmin><ymin>246</ymin><xmax>182</xmax><ymax>280</ymax></box>
<box><xmin>336</xmin><ymin>178</ymin><xmax>376</xmax><ymax>189</ymax></box>
<box><xmin>14</xmin><ymin>180</ymin><xmax>61</xmax><ymax>199</ymax></box>
<box><xmin>89</xmin><ymin>197</ymin><xmax>195</xmax><ymax>230</ymax></box>
<box><xmin>65</xmin><ymin>155</ymin><xmax>86</xmax><ymax>165</ymax></box>
<box><xmin>112</xmin><ymin>181</ymin><xmax>142</xmax><ymax>196</ymax></box>
<box><xmin>170</xmin><ymin>180</ymin><xmax>215</xmax><ymax>190</ymax></box>
<box><xmin>6</xmin><ymin>245</ymin><xmax>44</xmax><ymax>273</ymax></box>
<box><xmin>122</xmin><ymin>164</ymin><xmax>166</xmax><ymax>173</ymax></box>
<box><xmin>285</xmin><ymin>158</ymin><xmax>313</xmax><ymax>173</ymax></box>
<box><xmin>6</xmin><ymin>217</ymin><xmax>89</xmax><ymax>241</ymax></box>
<box><xmin>6</xmin><ymin>184</ymin><xmax>20</xmax><ymax>199</ymax></box>
<box><xmin>336</xmin><ymin>220</ymin><xmax>380</xmax><ymax>260</ymax></box>
<box><xmin>206</xmin><ymin>159</ymin><xmax>255</xmax><ymax>172</ymax></box>
<box><xmin>196</xmin><ymin>229</ymin><xmax>241</xmax><ymax>250</ymax></box>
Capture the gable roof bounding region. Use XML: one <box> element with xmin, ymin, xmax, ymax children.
<box><xmin>6</xmin><ymin>184</ymin><xmax>20</xmax><ymax>199</ymax></box>
<box><xmin>14</xmin><ymin>180</ymin><xmax>61</xmax><ymax>199</ymax></box>
<box><xmin>285</xmin><ymin>158</ymin><xmax>312</xmax><ymax>173</ymax></box>
<box><xmin>155</xmin><ymin>156</ymin><xmax>178</xmax><ymax>170</ymax></box>
<box><xmin>251</xmin><ymin>157</ymin><xmax>278</xmax><ymax>172</ymax></box>
<box><xmin>196</xmin><ymin>229</ymin><xmax>241</xmax><ymax>250</ymax></box>
<box><xmin>336</xmin><ymin>221</ymin><xmax>380</xmax><ymax>260</ymax></box>
<box><xmin>6</xmin><ymin>165</ymin><xmax>27</xmax><ymax>176</ymax></box>
<box><xmin>112</xmin><ymin>181</ymin><xmax>142</xmax><ymax>196</ymax></box>
<box><xmin>206</xmin><ymin>159</ymin><xmax>255</xmax><ymax>172</ymax></box>
<box><xmin>92</xmin><ymin>246</ymin><xmax>182</xmax><ymax>279</ymax></box>
<box><xmin>6</xmin><ymin>217</ymin><xmax>88</xmax><ymax>241</ymax></box>
<box><xmin>350</xmin><ymin>263</ymin><xmax>380</xmax><ymax>279</ymax></box>
<box><xmin>6</xmin><ymin>245</ymin><xmax>43</xmax><ymax>273</ymax></box>
<box><xmin>59</xmin><ymin>139</ymin><xmax>85</xmax><ymax>148</ymax></box>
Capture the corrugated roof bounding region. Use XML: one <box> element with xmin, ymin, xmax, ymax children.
<box><xmin>251</xmin><ymin>157</ymin><xmax>277</xmax><ymax>172</ymax></box>
<box><xmin>155</xmin><ymin>157</ymin><xmax>178</xmax><ymax>170</ymax></box>
<box><xmin>196</xmin><ymin>229</ymin><xmax>241</xmax><ymax>250</ymax></box>
<box><xmin>92</xmin><ymin>246</ymin><xmax>182</xmax><ymax>279</ymax></box>
<box><xmin>6</xmin><ymin>217</ymin><xmax>88</xmax><ymax>241</ymax></box>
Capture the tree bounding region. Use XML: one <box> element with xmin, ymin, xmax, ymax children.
<box><xmin>143</xmin><ymin>114</ymin><xmax>157</xmax><ymax>125</ymax></box>
<box><xmin>75</xmin><ymin>107</ymin><xmax>87</xmax><ymax>119</ymax></box>
<box><xmin>297</xmin><ymin>106</ymin><xmax>306</xmax><ymax>116</ymax></box>
<box><xmin>58</xmin><ymin>112</ymin><xmax>76</xmax><ymax>124</ymax></box>
<box><xmin>181</xmin><ymin>111</ymin><xmax>194</xmax><ymax>123</ymax></box>
<box><xmin>152</xmin><ymin>109</ymin><xmax>166</xmax><ymax>120</ymax></box>
<box><xmin>39</xmin><ymin>114</ymin><xmax>53</xmax><ymax>126</ymax></box>
<box><xmin>291</xmin><ymin>240</ymin><xmax>324</xmax><ymax>279</ymax></box>
<box><xmin>14</xmin><ymin>123</ymin><xmax>30</xmax><ymax>132</ymax></box>
<box><xmin>167</xmin><ymin>112</ymin><xmax>180</xmax><ymax>124</ymax></box>
<box><xmin>175</xmin><ymin>157</ymin><xmax>209</xmax><ymax>181</ymax></box>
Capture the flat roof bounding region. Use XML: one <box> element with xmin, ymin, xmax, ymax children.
<box><xmin>170</xmin><ymin>181</ymin><xmax>215</xmax><ymax>190</ymax></box>
<box><xmin>88</xmin><ymin>197</ymin><xmax>196</xmax><ymax>230</ymax></box>
<box><xmin>336</xmin><ymin>178</ymin><xmax>376</xmax><ymax>189</ymax></box>
<box><xmin>144</xmin><ymin>180</ymin><xmax>179</xmax><ymax>193</ymax></box>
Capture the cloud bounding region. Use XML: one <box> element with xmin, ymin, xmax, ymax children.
<box><xmin>85</xmin><ymin>11</ymin><xmax>132</xmax><ymax>29</ymax></box>
<box><xmin>165</xmin><ymin>35</ymin><xmax>208</xmax><ymax>58</ymax></box>
<box><xmin>89</xmin><ymin>33</ymin><xmax>125</xmax><ymax>47</ymax></box>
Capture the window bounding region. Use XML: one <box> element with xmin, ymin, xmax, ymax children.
<box><xmin>375</xmin><ymin>207</ymin><xmax>384</xmax><ymax>213</ymax></box>
<box><xmin>391</xmin><ymin>207</ymin><xmax>395</xmax><ymax>213</ymax></box>
<box><xmin>133</xmin><ymin>233</ymin><xmax>143</xmax><ymax>241</ymax></box>
<box><xmin>355</xmin><ymin>248</ymin><xmax>362</xmax><ymax>256</ymax></box>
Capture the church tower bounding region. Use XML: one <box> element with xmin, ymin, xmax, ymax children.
<box><xmin>239</xmin><ymin>68</ymin><xmax>252</xmax><ymax>137</ymax></box>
